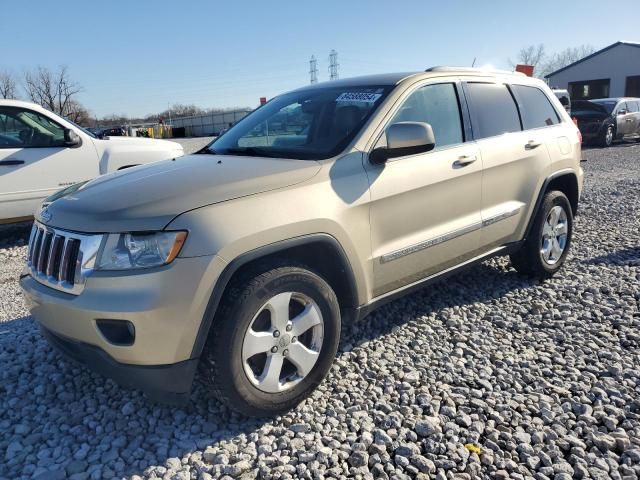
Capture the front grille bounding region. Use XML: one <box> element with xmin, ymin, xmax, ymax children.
<box><xmin>27</xmin><ymin>223</ymin><xmax>103</xmax><ymax>295</ymax></box>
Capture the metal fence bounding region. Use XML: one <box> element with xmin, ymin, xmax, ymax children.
<box><xmin>169</xmin><ymin>109</ymin><xmax>252</xmax><ymax>137</ymax></box>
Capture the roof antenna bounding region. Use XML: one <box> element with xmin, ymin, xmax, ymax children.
<box><xmin>471</xmin><ymin>57</ymin><xmax>477</xmax><ymax>67</ymax></box>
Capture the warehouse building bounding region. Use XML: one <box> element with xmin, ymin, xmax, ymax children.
<box><xmin>546</xmin><ymin>41</ymin><xmax>640</xmax><ymax>99</ymax></box>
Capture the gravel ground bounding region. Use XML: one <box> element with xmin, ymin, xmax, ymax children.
<box><xmin>1</xmin><ymin>143</ymin><xmax>639</xmax><ymax>480</ymax></box>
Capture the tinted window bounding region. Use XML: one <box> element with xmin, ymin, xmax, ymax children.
<box><xmin>0</xmin><ymin>107</ymin><xmax>65</xmax><ymax>148</ymax></box>
<box><xmin>511</xmin><ymin>85</ymin><xmax>560</xmax><ymax>129</ymax></box>
<box><xmin>390</xmin><ymin>83</ymin><xmax>463</xmax><ymax>148</ymax></box>
<box><xmin>466</xmin><ymin>83</ymin><xmax>521</xmax><ymax>139</ymax></box>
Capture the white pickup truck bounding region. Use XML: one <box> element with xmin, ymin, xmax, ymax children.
<box><xmin>0</xmin><ymin>100</ymin><xmax>184</xmax><ymax>223</ymax></box>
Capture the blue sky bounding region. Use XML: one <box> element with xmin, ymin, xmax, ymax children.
<box><xmin>3</xmin><ymin>0</ymin><xmax>638</xmax><ymax>117</ymax></box>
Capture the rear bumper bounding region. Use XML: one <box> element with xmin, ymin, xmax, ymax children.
<box><xmin>41</xmin><ymin>325</ymin><xmax>198</xmax><ymax>403</ymax></box>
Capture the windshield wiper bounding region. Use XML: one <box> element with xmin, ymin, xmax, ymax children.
<box><xmin>219</xmin><ymin>146</ymin><xmax>283</xmax><ymax>158</ymax></box>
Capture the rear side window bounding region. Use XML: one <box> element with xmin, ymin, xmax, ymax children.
<box><xmin>465</xmin><ymin>83</ymin><xmax>521</xmax><ymax>139</ymax></box>
<box><xmin>512</xmin><ymin>85</ymin><xmax>561</xmax><ymax>129</ymax></box>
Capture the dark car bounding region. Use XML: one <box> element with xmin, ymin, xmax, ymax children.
<box><xmin>87</xmin><ymin>126</ymin><xmax>127</xmax><ymax>139</ymax></box>
<box><xmin>572</xmin><ymin>98</ymin><xmax>640</xmax><ymax>147</ymax></box>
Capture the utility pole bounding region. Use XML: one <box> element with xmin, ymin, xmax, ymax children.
<box><xmin>328</xmin><ymin>50</ymin><xmax>339</xmax><ymax>80</ymax></box>
<box><xmin>309</xmin><ymin>55</ymin><xmax>318</xmax><ymax>84</ymax></box>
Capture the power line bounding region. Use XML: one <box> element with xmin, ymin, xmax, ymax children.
<box><xmin>309</xmin><ymin>55</ymin><xmax>318</xmax><ymax>84</ymax></box>
<box><xmin>328</xmin><ymin>49</ymin><xmax>339</xmax><ymax>80</ymax></box>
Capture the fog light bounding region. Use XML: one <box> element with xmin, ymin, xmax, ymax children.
<box><xmin>96</xmin><ymin>320</ymin><xmax>136</xmax><ymax>346</ymax></box>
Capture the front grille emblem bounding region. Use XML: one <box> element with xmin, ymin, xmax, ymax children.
<box><xmin>40</xmin><ymin>208</ymin><xmax>52</xmax><ymax>222</ymax></box>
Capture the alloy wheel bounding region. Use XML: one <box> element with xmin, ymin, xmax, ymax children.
<box><xmin>242</xmin><ymin>291</ymin><xmax>324</xmax><ymax>393</ymax></box>
<box><xmin>540</xmin><ymin>205</ymin><xmax>568</xmax><ymax>265</ymax></box>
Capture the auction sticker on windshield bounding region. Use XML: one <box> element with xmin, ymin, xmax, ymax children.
<box><xmin>336</xmin><ymin>92</ymin><xmax>382</xmax><ymax>103</ymax></box>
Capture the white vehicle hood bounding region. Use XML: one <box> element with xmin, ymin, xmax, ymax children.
<box><xmin>91</xmin><ymin>136</ymin><xmax>185</xmax><ymax>173</ymax></box>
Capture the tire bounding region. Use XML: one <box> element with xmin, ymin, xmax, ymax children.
<box><xmin>510</xmin><ymin>191</ymin><xmax>573</xmax><ymax>279</ymax></box>
<box><xmin>599</xmin><ymin>124</ymin><xmax>614</xmax><ymax>147</ymax></box>
<box><xmin>199</xmin><ymin>262</ymin><xmax>341</xmax><ymax>416</ymax></box>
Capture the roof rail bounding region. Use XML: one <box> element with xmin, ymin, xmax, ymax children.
<box><xmin>425</xmin><ymin>66</ymin><xmax>526</xmax><ymax>76</ymax></box>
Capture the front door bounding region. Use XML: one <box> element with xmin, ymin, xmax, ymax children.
<box><xmin>365</xmin><ymin>81</ymin><xmax>483</xmax><ymax>297</ymax></box>
<box><xmin>0</xmin><ymin>106</ymin><xmax>98</xmax><ymax>221</ymax></box>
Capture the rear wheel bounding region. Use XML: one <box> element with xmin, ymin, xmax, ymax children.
<box><xmin>510</xmin><ymin>191</ymin><xmax>573</xmax><ymax>279</ymax></box>
<box><xmin>200</xmin><ymin>263</ymin><xmax>341</xmax><ymax>416</ymax></box>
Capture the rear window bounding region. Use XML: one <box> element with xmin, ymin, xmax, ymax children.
<box><xmin>465</xmin><ymin>83</ymin><xmax>521</xmax><ymax>139</ymax></box>
<box><xmin>511</xmin><ymin>85</ymin><xmax>561</xmax><ymax>129</ymax></box>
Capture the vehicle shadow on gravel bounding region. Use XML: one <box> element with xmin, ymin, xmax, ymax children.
<box><xmin>340</xmin><ymin>260</ymin><xmax>533</xmax><ymax>350</ymax></box>
<box><xmin>1</xmin><ymin>316</ymin><xmax>273</xmax><ymax>479</ymax></box>
<box><xmin>584</xmin><ymin>247</ymin><xmax>640</xmax><ymax>266</ymax></box>
<box><xmin>0</xmin><ymin>221</ymin><xmax>31</xmax><ymax>249</ymax></box>
<box><xmin>1</xmin><ymin>260</ymin><xmax>535</xmax><ymax>478</ymax></box>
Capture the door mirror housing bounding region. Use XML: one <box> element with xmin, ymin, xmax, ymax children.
<box><xmin>370</xmin><ymin>122</ymin><xmax>436</xmax><ymax>164</ymax></box>
<box><xmin>64</xmin><ymin>128</ymin><xmax>82</xmax><ymax>148</ymax></box>
<box><xmin>617</xmin><ymin>109</ymin><xmax>627</xmax><ymax>116</ymax></box>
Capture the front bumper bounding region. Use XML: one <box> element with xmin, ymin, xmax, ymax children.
<box><xmin>20</xmin><ymin>254</ymin><xmax>227</xmax><ymax>397</ymax></box>
<box><xmin>41</xmin><ymin>326</ymin><xmax>197</xmax><ymax>402</ymax></box>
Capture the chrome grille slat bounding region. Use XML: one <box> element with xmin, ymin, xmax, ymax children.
<box><xmin>46</xmin><ymin>235</ymin><xmax>63</xmax><ymax>278</ymax></box>
<box><xmin>37</xmin><ymin>231</ymin><xmax>52</xmax><ymax>273</ymax></box>
<box><xmin>58</xmin><ymin>237</ymin><xmax>71</xmax><ymax>283</ymax></box>
<box><xmin>26</xmin><ymin>222</ymin><xmax>103</xmax><ymax>296</ymax></box>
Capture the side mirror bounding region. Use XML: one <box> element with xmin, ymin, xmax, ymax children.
<box><xmin>617</xmin><ymin>109</ymin><xmax>627</xmax><ymax>116</ymax></box>
<box><xmin>64</xmin><ymin>128</ymin><xmax>82</xmax><ymax>147</ymax></box>
<box><xmin>370</xmin><ymin>122</ymin><xmax>436</xmax><ymax>164</ymax></box>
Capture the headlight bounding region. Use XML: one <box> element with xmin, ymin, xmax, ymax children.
<box><xmin>97</xmin><ymin>231</ymin><xmax>187</xmax><ymax>270</ymax></box>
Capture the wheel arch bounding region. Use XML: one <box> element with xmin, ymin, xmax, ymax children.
<box><xmin>524</xmin><ymin>169</ymin><xmax>579</xmax><ymax>240</ymax></box>
<box><xmin>190</xmin><ymin>233</ymin><xmax>359</xmax><ymax>359</ymax></box>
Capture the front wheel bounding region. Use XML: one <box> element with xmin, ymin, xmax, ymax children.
<box><xmin>510</xmin><ymin>191</ymin><xmax>573</xmax><ymax>279</ymax></box>
<box><xmin>600</xmin><ymin>124</ymin><xmax>614</xmax><ymax>147</ymax></box>
<box><xmin>200</xmin><ymin>263</ymin><xmax>341</xmax><ymax>416</ymax></box>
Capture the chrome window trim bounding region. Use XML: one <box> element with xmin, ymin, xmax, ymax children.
<box><xmin>27</xmin><ymin>222</ymin><xmax>103</xmax><ymax>295</ymax></box>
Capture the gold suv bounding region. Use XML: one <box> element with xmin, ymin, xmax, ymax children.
<box><xmin>20</xmin><ymin>68</ymin><xmax>583</xmax><ymax>415</ymax></box>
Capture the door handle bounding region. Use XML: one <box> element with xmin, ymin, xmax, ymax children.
<box><xmin>525</xmin><ymin>140</ymin><xmax>542</xmax><ymax>150</ymax></box>
<box><xmin>0</xmin><ymin>159</ymin><xmax>25</xmax><ymax>166</ymax></box>
<box><xmin>453</xmin><ymin>155</ymin><xmax>477</xmax><ymax>168</ymax></box>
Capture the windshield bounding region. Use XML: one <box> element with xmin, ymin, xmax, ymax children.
<box><xmin>589</xmin><ymin>100</ymin><xmax>617</xmax><ymax>114</ymax></box>
<box><xmin>204</xmin><ymin>85</ymin><xmax>393</xmax><ymax>160</ymax></box>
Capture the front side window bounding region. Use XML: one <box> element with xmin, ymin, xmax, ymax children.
<box><xmin>511</xmin><ymin>85</ymin><xmax>560</xmax><ymax>130</ymax></box>
<box><xmin>389</xmin><ymin>83</ymin><xmax>464</xmax><ymax>148</ymax></box>
<box><xmin>207</xmin><ymin>85</ymin><xmax>392</xmax><ymax>160</ymax></box>
<box><xmin>0</xmin><ymin>107</ymin><xmax>65</xmax><ymax>148</ymax></box>
<box><xmin>627</xmin><ymin>101</ymin><xmax>639</xmax><ymax>113</ymax></box>
<box><xmin>465</xmin><ymin>83</ymin><xmax>521</xmax><ymax>139</ymax></box>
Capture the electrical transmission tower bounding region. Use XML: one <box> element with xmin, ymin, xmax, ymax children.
<box><xmin>328</xmin><ymin>49</ymin><xmax>339</xmax><ymax>80</ymax></box>
<box><xmin>309</xmin><ymin>55</ymin><xmax>318</xmax><ymax>84</ymax></box>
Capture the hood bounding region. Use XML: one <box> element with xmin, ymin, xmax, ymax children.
<box><xmin>38</xmin><ymin>154</ymin><xmax>320</xmax><ymax>232</ymax></box>
<box><xmin>99</xmin><ymin>136</ymin><xmax>183</xmax><ymax>151</ymax></box>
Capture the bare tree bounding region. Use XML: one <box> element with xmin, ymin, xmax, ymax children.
<box><xmin>509</xmin><ymin>44</ymin><xmax>546</xmax><ymax>73</ymax></box>
<box><xmin>0</xmin><ymin>70</ymin><xmax>18</xmax><ymax>99</ymax></box>
<box><xmin>23</xmin><ymin>65</ymin><xmax>83</xmax><ymax>116</ymax></box>
<box><xmin>539</xmin><ymin>45</ymin><xmax>596</xmax><ymax>78</ymax></box>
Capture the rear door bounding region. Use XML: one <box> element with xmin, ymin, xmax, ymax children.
<box><xmin>0</xmin><ymin>106</ymin><xmax>98</xmax><ymax>221</ymax></box>
<box><xmin>463</xmin><ymin>81</ymin><xmax>553</xmax><ymax>250</ymax></box>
